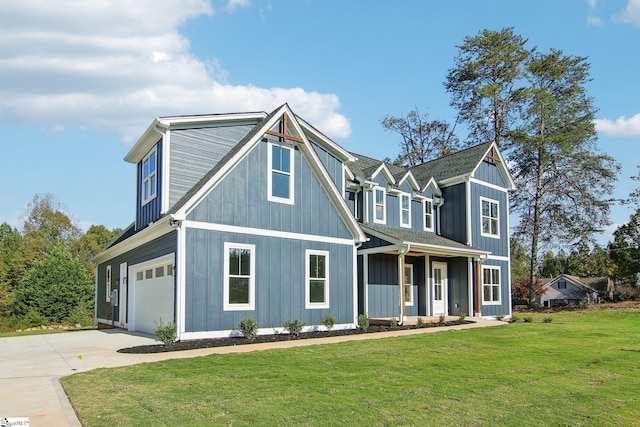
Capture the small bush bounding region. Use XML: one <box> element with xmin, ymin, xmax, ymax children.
<box><xmin>495</xmin><ymin>314</ymin><xmax>505</xmax><ymax>321</ymax></box>
<box><xmin>23</xmin><ymin>309</ymin><xmax>50</xmax><ymax>328</ymax></box>
<box><xmin>357</xmin><ymin>314</ymin><xmax>369</xmax><ymax>331</ymax></box>
<box><xmin>438</xmin><ymin>314</ymin><xmax>446</xmax><ymax>325</ymax></box>
<box><xmin>283</xmin><ymin>318</ymin><xmax>305</xmax><ymax>337</ymax></box>
<box><xmin>389</xmin><ymin>318</ymin><xmax>398</xmax><ymax>328</ymax></box>
<box><xmin>511</xmin><ymin>315</ymin><xmax>519</xmax><ymax>323</ymax></box>
<box><xmin>65</xmin><ymin>304</ymin><xmax>94</xmax><ymax>327</ymax></box>
<box><xmin>459</xmin><ymin>312</ymin><xmax>467</xmax><ymax>321</ymax></box>
<box><xmin>543</xmin><ymin>317</ymin><xmax>553</xmax><ymax>323</ymax></box>
<box><xmin>523</xmin><ymin>317</ymin><xmax>533</xmax><ymax>323</ymax></box>
<box><xmin>321</xmin><ymin>313</ymin><xmax>337</xmax><ymax>330</ymax></box>
<box><xmin>238</xmin><ymin>316</ymin><xmax>258</xmax><ymax>340</ymax></box>
<box><xmin>154</xmin><ymin>319</ymin><xmax>177</xmax><ymax>345</ymax></box>
<box><xmin>416</xmin><ymin>317</ymin><xmax>425</xmax><ymax>327</ymax></box>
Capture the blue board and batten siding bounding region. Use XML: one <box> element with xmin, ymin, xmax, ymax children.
<box><xmin>136</xmin><ymin>139</ymin><xmax>163</xmax><ymax>231</ymax></box>
<box><xmin>96</xmin><ymin>232</ymin><xmax>177</xmax><ymax>322</ymax></box>
<box><xmin>184</xmin><ymin>138</ymin><xmax>356</xmax><ymax>333</ymax></box>
<box><xmin>184</xmin><ymin>229</ymin><xmax>353</xmax><ymax>331</ymax></box>
<box><xmin>311</xmin><ymin>140</ymin><xmax>343</xmax><ymax>192</ymax></box>
<box><xmin>169</xmin><ymin>125</ymin><xmax>255</xmax><ymax>208</ymax></box>
<box><xmin>439</xmin><ymin>183</ymin><xmax>467</xmax><ymax>244</ymax></box>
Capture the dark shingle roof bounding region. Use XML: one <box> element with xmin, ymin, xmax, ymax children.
<box><xmin>361</xmin><ymin>223</ymin><xmax>488</xmax><ymax>255</ymax></box>
<box><xmin>410</xmin><ymin>142</ymin><xmax>493</xmax><ymax>183</ymax></box>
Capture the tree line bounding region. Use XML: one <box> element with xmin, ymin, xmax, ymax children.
<box><xmin>381</xmin><ymin>28</ymin><xmax>639</xmax><ymax>306</ymax></box>
<box><xmin>0</xmin><ymin>194</ymin><xmax>121</xmax><ymax>329</ymax></box>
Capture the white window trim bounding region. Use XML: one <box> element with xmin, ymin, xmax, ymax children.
<box><xmin>400</xmin><ymin>192</ymin><xmax>411</xmax><ymax>228</ymax></box>
<box><xmin>373</xmin><ymin>187</ymin><xmax>386</xmax><ymax>224</ymax></box>
<box><xmin>141</xmin><ymin>147</ymin><xmax>157</xmax><ymax>205</ymax></box>
<box><xmin>223</xmin><ymin>242</ymin><xmax>256</xmax><ymax>311</ymax></box>
<box><xmin>267</xmin><ymin>142</ymin><xmax>295</xmax><ymax>205</ymax></box>
<box><xmin>423</xmin><ymin>198</ymin><xmax>434</xmax><ymax>232</ymax></box>
<box><xmin>482</xmin><ymin>265</ymin><xmax>501</xmax><ymax>305</ymax></box>
<box><xmin>305</xmin><ymin>249</ymin><xmax>330</xmax><ymax>309</ymax></box>
<box><xmin>480</xmin><ymin>196</ymin><xmax>500</xmax><ymax>239</ymax></box>
<box><xmin>105</xmin><ymin>265</ymin><xmax>112</xmax><ymax>303</ymax></box>
<box><xmin>404</xmin><ymin>263</ymin><xmax>414</xmax><ymax>306</ymax></box>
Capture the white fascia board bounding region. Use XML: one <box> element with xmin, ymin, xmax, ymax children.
<box><xmin>344</xmin><ymin>165</ymin><xmax>355</xmax><ymax>181</ymax></box>
<box><xmin>92</xmin><ymin>219</ymin><xmax>174</xmax><ymax>264</ymax></box>
<box><xmin>421</xmin><ymin>177</ymin><xmax>442</xmax><ymax>197</ymax></box>
<box><xmin>470</xmin><ymin>142</ymin><xmax>516</xmax><ymax>191</ymax></box>
<box><xmin>371</xmin><ymin>163</ymin><xmax>396</xmax><ymax>185</ymax></box>
<box><xmin>439</xmin><ymin>174</ymin><xmax>469</xmax><ymax>188</ymax></box>
<box><xmin>297</xmin><ymin>116</ymin><xmax>356</xmax><ymax>163</ymax></box>
<box><xmin>124</xmin><ymin>119</ymin><xmax>167</xmax><ymax>163</ymax></box>
<box><xmin>398</xmin><ymin>171</ymin><xmax>420</xmax><ymax>191</ymax></box>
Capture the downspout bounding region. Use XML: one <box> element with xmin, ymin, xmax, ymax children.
<box><xmin>434</xmin><ymin>196</ymin><xmax>444</xmax><ymax>235</ymax></box>
<box><xmin>398</xmin><ymin>244</ymin><xmax>411</xmax><ymax>325</ymax></box>
<box><xmin>169</xmin><ymin>215</ymin><xmax>182</xmax><ymax>340</ymax></box>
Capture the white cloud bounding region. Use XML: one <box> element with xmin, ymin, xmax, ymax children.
<box><xmin>615</xmin><ymin>0</ymin><xmax>640</xmax><ymax>26</ymax></box>
<box><xmin>0</xmin><ymin>0</ymin><xmax>351</xmax><ymax>143</ymax></box>
<box><xmin>594</xmin><ymin>113</ymin><xmax>640</xmax><ymax>137</ymax></box>
<box><xmin>587</xmin><ymin>16</ymin><xmax>603</xmax><ymax>26</ymax></box>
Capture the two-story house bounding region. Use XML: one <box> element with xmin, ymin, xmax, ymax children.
<box><xmin>94</xmin><ymin>104</ymin><xmax>514</xmax><ymax>340</ymax></box>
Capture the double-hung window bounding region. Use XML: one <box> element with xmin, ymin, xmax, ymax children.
<box><xmin>404</xmin><ymin>264</ymin><xmax>414</xmax><ymax>306</ymax></box>
<box><xmin>141</xmin><ymin>148</ymin><xmax>157</xmax><ymax>204</ymax></box>
<box><xmin>306</xmin><ymin>250</ymin><xmax>329</xmax><ymax>309</ymax></box>
<box><xmin>400</xmin><ymin>193</ymin><xmax>411</xmax><ymax>228</ymax></box>
<box><xmin>424</xmin><ymin>198</ymin><xmax>434</xmax><ymax>232</ymax></box>
<box><xmin>105</xmin><ymin>265</ymin><xmax>112</xmax><ymax>302</ymax></box>
<box><xmin>480</xmin><ymin>197</ymin><xmax>500</xmax><ymax>238</ymax></box>
<box><xmin>482</xmin><ymin>266</ymin><xmax>501</xmax><ymax>304</ymax></box>
<box><xmin>268</xmin><ymin>143</ymin><xmax>294</xmax><ymax>204</ymax></box>
<box><xmin>373</xmin><ymin>187</ymin><xmax>386</xmax><ymax>224</ymax></box>
<box><xmin>224</xmin><ymin>243</ymin><xmax>255</xmax><ymax>311</ymax></box>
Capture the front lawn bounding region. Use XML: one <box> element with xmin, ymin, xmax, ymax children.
<box><xmin>62</xmin><ymin>309</ymin><xmax>640</xmax><ymax>426</ymax></box>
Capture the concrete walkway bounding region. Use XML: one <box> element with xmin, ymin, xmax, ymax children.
<box><xmin>0</xmin><ymin>319</ymin><xmax>504</xmax><ymax>426</ymax></box>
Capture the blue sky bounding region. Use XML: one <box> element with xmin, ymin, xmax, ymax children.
<box><xmin>1</xmin><ymin>0</ymin><xmax>639</xmax><ymax>246</ymax></box>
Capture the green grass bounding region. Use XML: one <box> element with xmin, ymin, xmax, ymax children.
<box><xmin>62</xmin><ymin>309</ymin><xmax>640</xmax><ymax>426</ymax></box>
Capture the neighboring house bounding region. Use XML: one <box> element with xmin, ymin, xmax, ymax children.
<box><xmin>93</xmin><ymin>104</ymin><xmax>515</xmax><ymax>340</ymax></box>
<box><xmin>539</xmin><ymin>274</ymin><xmax>614</xmax><ymax>307</ymax></box>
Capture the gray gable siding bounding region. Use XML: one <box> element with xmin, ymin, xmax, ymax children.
<box><xmin>470</xmin><ymin>182</ymin><xmax>509</xmax><ymax>256</ymax></box>
<box><xmin>439</xmin><ymin>183</ymin><xmax>467</xmax><ymax>244</ymax></box>
<box><xmin>96</xmin><ymin>231</ymin><xmax>177</xmax><ymax>322</ymax></box>
<box><xmin>169</xmin><ymin>125</ymin><xmax>255</xmax><ymax>209</ymax></box>
<box><xmin>187</xmin><ymin>139</ymin><xmax>352</xmax><ymax>240</ymax></box>
<box><xmin>136</xmin><ymin>140</ymin><xmax>163</xmax><ymax>230</ymax></box>
<box><xmin>311</xmin><ymin>140</ymin><xmax>343</xmax><ymax>191</ymax></box>
<box><xmin>184</xmin><ymin>228</ymin><xmax>354</xmax><ymax>332</ymax></box>
<box><xmin>474</xmin><ymin>160</ymin><xmax>507</xmax><ymax>188</ymax></box>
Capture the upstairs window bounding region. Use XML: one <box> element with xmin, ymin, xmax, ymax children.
<box><xmin>306</xmin><ymin>250</ymin><xmax>330</xmax><ymax>309</ymax></box>
<box><xmin>268</xmin><ymin>143</ymin><xmax>294</xmax><ymax>204</ymax></box>
<box><xmin>424</xmin><ymin>198</ymin><xmax>434</xmax><ymax>232</ymax></box>
<box><xmin>400</xmin><ymin>193</ymin><xmax>411</xmax><ymax>228</ymax></box>
<box><xmin>482</xmin><ymin>266</ymin><xmax>501</xmax><ymax>304</ymax></box>
<box><xmin>141</xmin><ymin>148</ymin><xmax>157</xmax><ymax>204</ymax></box>
<box><xmin>373</xmin><ymin>187</ymin><xmax>386</xmax><ymax>224</ymax></box>
<box><xmin>480</xmin><ymin>197</ymin><xmax>500</xmax><ymax>238</ymax></box>
<box><xmin>557</xmin><ymin>281</ymin><xmax>567</xmax><ymax>289</ymax></box>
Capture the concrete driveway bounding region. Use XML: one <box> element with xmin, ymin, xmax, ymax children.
<box><xmin>0</xmin><ymin>319</ymin><xmax>503</xmax><ymax>426</ymax></box>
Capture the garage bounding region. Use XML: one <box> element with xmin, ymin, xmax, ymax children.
<box><xmin>130</xmin><ymin>255</ymin><xmax>175</xmax><ymax>335</ymax></box>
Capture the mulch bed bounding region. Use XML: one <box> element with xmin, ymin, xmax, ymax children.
<box><xmin>118</xmin><ymin>320</ymin><xmax>472</xmax><ymax>354</ymax></box>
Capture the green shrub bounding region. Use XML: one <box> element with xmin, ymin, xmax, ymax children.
<box><xmin>357</xmin><ymin>314</ymin><xmax>369</xmax><ymax>331</ymax></box>
<box><xmin>459</xmin><ymin>312</ymin><xmax>467</xmax><ymax>321</ymax></box>
<box><xmin>438</xmin><ymin>314</ymin><xmax>446</xmax><ymax>325</ymax></box>
<box><xmin>23</xmin><ymin>309</ymin><xmax>50</xmax><ymax>328</ymax></box>
<box><xmin>543</xmin><ymin>317</ymin><xmax>553</xmax><ymax>323</ymax></box>
<box><xmin>495</xmin><ymin>314</ymin><xmax>505</xmax><ymax>321</ymax></box>
<box><xmin>523</xmin><ymin>317</ymin><xmax>533</xmax><ymax>323</ymax></box>
<box><xmin>238</xmin><ymin>316</ymin><xmax>258</xmax><ymax>340</ymax></box>
<box><xmin>65</xmin><ymin>304</ymin><xmax>94</xmax><ymax>327</ymax></box>
<box><xmin>321</xmin><ymin>313</ymin><xmax>336</xmax><ymax>330</ymax></box>
<box><xmin>511</xmin><ymin>315</ymin><xmax>519</xmax><ymax>323</ymax></box>
<box><xmin>283</xmin><ymin>318</ymin><xmax>305</xmax><ymax>337</ymax></box>
<box><xmin>416</xmin><ymin>317</ymin><xmax>425</xmax><ymax>327</ymax></box>
<box><xmin>154</xmin><ymin>319</ymin><xmax>177</xmax><ymax>345</ymax></box>
<box><xmin>389</xmin><ymin>318</ymin><xmax>398</xmax><ymax>328</ymax></box>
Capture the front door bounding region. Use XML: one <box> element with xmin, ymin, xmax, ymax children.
<box><xmin>119</xmin><ymin>262</ymin><xmax>128</xmax><ymax>326</ymax></box>
<box><xmin>432</xmin><ymin>262</ymin><xmax>448</xmax><ymax>316</ymax></box>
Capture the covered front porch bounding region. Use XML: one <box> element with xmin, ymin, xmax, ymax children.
<box><xmin>358</xmin><ymin>224</ymin><xmax>490</xmax><ymax>323</ymax></box>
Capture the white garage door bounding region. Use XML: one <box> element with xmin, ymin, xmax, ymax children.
<box><xmin>131</xmin><ymin>256</ymin><xmax>175</xmax><ymax>335</ymax></box>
